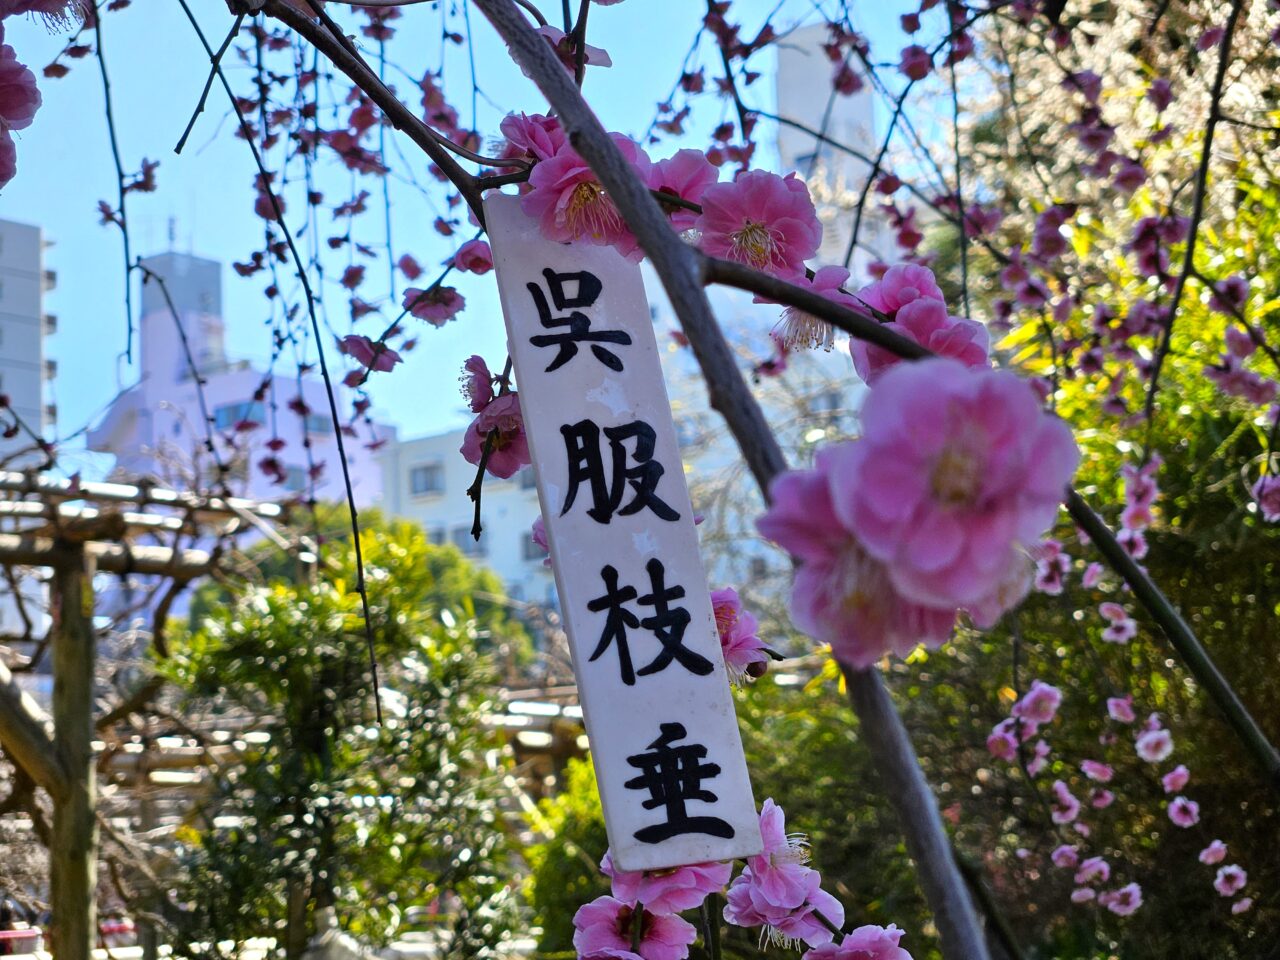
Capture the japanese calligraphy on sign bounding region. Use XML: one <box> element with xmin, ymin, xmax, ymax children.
<box><xmin>485</xmin><ymin>193</ymin><xmax>762</xmax><ymax>871</ymax></box>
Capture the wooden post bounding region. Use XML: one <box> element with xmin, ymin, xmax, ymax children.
<box><xmin>50</xmin><ymin>542</ymin><xmax>97</xmax><ymax>960</ymax></box>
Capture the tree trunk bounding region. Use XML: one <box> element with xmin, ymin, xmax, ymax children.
<box><xmin>50</xmin><ymin>544</ymin><xmax>97</xmax><ymax>960</ymax></box>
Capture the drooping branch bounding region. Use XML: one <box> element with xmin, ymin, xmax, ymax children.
<box><xmin>0</xmin><ymin>658</ymin><xmax>69</xmax><ymax>802</ymax></box>
<box><xmin>469</xmin><ymin>3</ymin><xmax>990</xmax><ymax>956</ymax></box>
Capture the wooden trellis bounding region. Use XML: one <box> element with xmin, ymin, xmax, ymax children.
<box><xmin>0</xmin><ymin>469</ymin><xmax>288</xmax><ymax>960</ymax></box>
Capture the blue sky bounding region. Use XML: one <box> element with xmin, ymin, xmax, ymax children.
<box><xmin>1</xmin><ymin>0</ymin><xmax>912</xmax><ymax>471</ymax></box>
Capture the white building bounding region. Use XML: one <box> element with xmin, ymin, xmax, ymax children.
<box><xmin>0</xmin><ymin>219</ymin><xmax>56</xmax><ymax>468</ymax></box>
<box><xmin>380</xmin><ymin>432</ymin><xmax>555</xmax><ymax>607</ymax></box>
<box><xmin>87</xmin><ymin>251</ymin><xmax>394</xmax><ymax>506</ymax></box>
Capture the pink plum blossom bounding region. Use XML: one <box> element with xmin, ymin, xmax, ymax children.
<box><xmin>404</xmin><ymin>285</ymin><xmax>465</xmax><ymax>325</ymax></box>
<box><xmin>696</xmin><ymin>170</ymin><xmax>822</xmax><ymax>280</ymax></box>
<box><xmin>856</xmin><ymin>264</ymin><xmax>944</xmax><ymax>315</ymax></box>
<box><xmin>1099</xmin><ymin>883</ymin><xmax>1143</xmax><ymax>917</ymax></box>
<box><xmin>523</xmin><ymin>134</ymin><xmax>650</xmax><ymax>259</ymax></box>
<box><xmin>1253</xmin><ymin>475</ymin><xmax>1280</xmax><ymax>522</ymax></box>
<box><xmin>1147</xmin><ymin>78</ymin><xmax>1174</xmax><ymax>111</ymax></box>
<box><xmin>460</xmin><ymin>393</ymin><xmax>529</xmax><ymax>479</ymax></box>
<box><xmin>848</xmin><ymin>296</ymin><xmax>989</xmax><ymax>385</ymax></box>
<box><xmin>534</xmin><ymin>25</ymin><xmax>613</xmax><ymax>72</ymax></box>
<box><xmin>803</xmin><ymin>924</ymin><xmax>914</xmax><ymax>960</ymax></box>
<box><xmin>1082</xmin><ymin>562</ymin><xmax>1103</xmax><ymax>588</ymax></box>
<box><xmin>1075</xmin><ymin>856</ymin><xmax>1110</xmax><ymax>885</ymax></box>
<box><xmin>500</xmin><ymin>112</ymin><xmax>566</xmax><ymax>162</ymax></box>
<box><xmin>710</xmin><ymin>587</ymin><xmax>769</xmax><ymax>682</ymax></box>
<box><xmin>1081</xmin><ymin>760</ymin><xmax>1113</xmax><ymax>782</ymax></box>
<box><xmin>340</xmin><ymin>335</ymin><xmax>400</xmax><ymax>372</ymax></box>
<box><xmin>453</xmin><ymin>239</ymin><xmax>493</xmax><ymax>274</ymax></box>
<box><xmin>825</xmin><ymin>358</ymin><xmax>1079</xmax><ymax>614</ymax></box>
<box><xmin>1107</xmin><ymin>696</ymin><xmax>1136</xmax><ymax>723</ymax></box>
<box><xmin>531</xmin><ymin>516</ymin><xmax>550</xmax><ymax>564</ymax></box>
<box><xmin>740</xmin><ymin>799</ymin><xmax>814</xmax><ymax>911</ymax></box>
<box><xmin>0</xmin><ymin>43</ymin><xmax>41</xmax><ymax>136</ymax></box>
<box><xmin>723</xmin><ymin>878</ymin><xmax>844</xmax><ymax>947</ymax></box>
<box><xmin>1214</xmin><ymin>865</ymin><xmax>1247</xmax><ymax>897</ymax></box>
<box><xmin>1013</xmin><ymin>680</ymin><xmax>1063</xmax><ymax>725</ymax></box>
<box><xmin>0</xmin><ymin>131</ymin><xmax>14</xmax><ymax>188</ymax></box>
<box><xmin>1168</xmin><ymin>796</ymin><xmax>1200</xmax><ymax>827</ymax></box>
<box><xmin>1161</xmin><ymin>765</ymin><xmax>1190</xmax><ymax>794</ymax></box>
<box><xmin>1199</xmin><ymin>840</ymin><xmax>1228</xmax><ymax>865</ymax></box>
<box><xmin>1070</xmin><ymin>887</ymin><xmax>1096</xmax><ymax>904</ymax></box>
<box><xmin>1034</xmin><ymin>541</ymin><xmax>1071</xmax><ymax>595</ymax></box>
<box><xmin>648</xmin><ymin>149</ymin><xmax>718</xmax><ymax>232</ymax></box>
<box><xmin>756</xmin><ymin>454</ymin><xmax>956</xmax><ymax>667</ymax></box>
<box><xmin>1026</xmin><ymin>739</ymin><xmax>1051</xmax><ymax>777</ymax></box>
<box><xmin>1051</xmin><ymin>844</ymin><xmax>1079</xmax><ymax>869</ymax></box>
<box><xmin>1099</xmin><ymin>602</ymin><xmax>1137</xmax><ymax>644</ymax></box>
<box><xmin>573</xmin><ymin>896</ymin><xmax>696</xmax><ymax>960</ymax></box>
<box><xmin>986</xmin><ymin>724</ymin><xmax>1018</xmax><ymax>762</ymax></box>
<box><xmin>1232</xmin><ymin>897</ymin><xmax>1253</xmax><ymax>915</ymax></box>
<box><xmin>1051</xmin><ymin>780</ymin><xmax>1081</xmax><ymax>824</ymax></box>
<box><xmin>600</xmin><ymin>850</ymin><xmax>732</xmax><ymax>915</ymax></box>
<box><xmin>1136</xmin><ymin>728</ymin><xmax>1173</xmax><ymax>763</ymax></box>
<box><xmin>898</xmin><ymin>44</ymin><xmax>932</xmax><ymax>80</ymax></box>
<box><xmin>461</xmin><ymin>355</ymin><xmax>495</xmax><ymax>412</ymax></box>
<box><xmin>1091</xmin><ymin>789</ymin><xmax>1115</xmax><ymax>809</ymax></box>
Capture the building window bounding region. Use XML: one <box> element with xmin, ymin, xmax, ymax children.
<box><xmin>303</xmin><ymin>413</ymin><xmax>332</xmax><ymax>435</ymax></box>
<box><xmin>451</xmin><ymin>525</ymin><xmax>486</xmax><ymax>557</ymax></box>
<box><xmin>427</xmin><ymin>527</ymin><xmax>446</xmax><ymax>545</ymax></box>
<box><xmin>519</xmin><ymin>465</ymin><xmax>538</xmax><ymax>490</ymax></box>
<box><xmin>409</xmin><ymin>463</ymin><xmax>444</xmax><ymax>496</ymax></box>
<box><xmin>522</xmin><ymin>532</ymin><xmax>546</xmax><ymax>562</ymax></box>
<box><xmin>213</xmin><ymin>400</ymin><xmax>265</xmax><ymax>430</ymax></box>
<box><xmin>811</xmin><ymin>389</ymin><xmax>843</xmax><ymax>415</ymax></box>
<box><xmin>283</xmin><ymin>465</ymin><xmax>307</xmax><ymax>492</ymax></box>
<box><xmin>749</xmin><ymin>556</ymin><xmax>768</xmax><ymax>581</ymax></box>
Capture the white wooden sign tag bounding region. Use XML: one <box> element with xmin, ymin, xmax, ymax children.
<box><xmin>484</xmin><ymin>193</ymin><xmax>762</xmax><ymax>871</ymax></box>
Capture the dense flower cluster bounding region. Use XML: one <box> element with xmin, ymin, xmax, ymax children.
<box><xmin>458</xmin><ymin>355</ymin><xmax>529</xmax><ymax>479</ymax></box>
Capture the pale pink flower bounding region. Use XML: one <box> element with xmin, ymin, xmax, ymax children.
<box><xmin>710</xmin><ymin>587</ymin><xmax>768</xmax><ymax>682</ymax></box>
<box><xmin>1051</xmin><ymin>844</ymin><xmax>1079</xmax><ymax>869</ymax></box>
<box><xmin>523</xmin><ymin>135</ymin><xmax>651</xmax><ymax>259</ymax></box>
<box><xmin>724</xmin><ymin>878</ymin><xmax>844</xmax><ymax>947</ymax></box>
<box><xmin>1026</xmin><ymin>739</ymin><xmax>1051</xmax><ymax>777</ymax></box>
<box><xmin>531</xmin><ymin>516</ymin><xmax>550</xmax><ymax>562</ymax></box>
<box><xmin>649</xmin><ymin>149</ymin><xmax>718</xmax><ymax>232</ymax></box>
<box><xmin>453</xmin><ymin>239</ymin><xmax>493</xmax><ymax>274</ymax></box>
<box><xmin>1091</xmin><ymin>789</ymin><xmax>1115</xmax><ymax>809</ymax></box>
<box><xmin>600</xmin><ymin>850</ymin><xmax>732</xmax><ymax>915</ymax></box>
<box><xmin>0</xmin><ymin>44</ymin><xmax>41</xmax><ymax>133</ymax></box>
<box><xmin>1099</xmin><ymin>882</ymin><xmax>1143</xmax><ymax>916</ymax></box>
<box><xmin>404</xmin><ymin>285</ymin><xmax>465</xmax><ymax>326</ymax></box>
<box><xmin>1013</xmin><ymin>680</ymin><xmax>1063</xmax><ymax>725</ymax></box>
<box><xmin>534</xmin><ymin>25</ymin><xmax>613</xmax><ymax>72</ymax></box>
<box><xmin>1107</xmin><ymin>696</ymin><xmax>1136</xmax><ymax>724</ymax></box>
<box><xmin>1253</xmin><ymin>475</ymin><xmax>1280</xmax><ymax>522</ymax></box>
<box><xmin>849</xmin><ymin>296</ymin><xmax>989</xmax><ymax>385</ymax></box>
<box><xmin>803</xmin><ymin>924</ymin><xmax>914</xmax><ymax>960</ymax></box>
<box><xmin>1161</xmin><ymin>764</ymin><xmax>1190</xmax><ymax>794</ymax></box>
<box><xmin>826</xmin><ymin>358</ymin><xmax>1079</xmax><ymax>614</ymax></box>
<box><xmin>340</xmin><ymin>335</ymin><xmax>400</xmax><ymax>372</ymax></box>
<box><xmin>573</xmin><ymin>896</ymin><xmax>696</xmax><ymax>960</ymax></box>
<box><xmin>986</xmin><ymin>725</ymin><xmax>1018</xmax><ymax>762</ymax></box>
<box><xmin>1167</xmin><ymin>796</ymin><xmax>1199</xmax><ymax>827</ymax></box>
<box><xmin>1214</xmin><ymin>865</ymin><xmax>1247</xmax><ymax>897</ymax></box>
<box><xmin>1136</xmin><ymin>728</ymin><xmax>1173</xmax><ymax>763</ymax></box>
<box><xmin>1075</xmin><ymin>856</ymin><xmax>1110</xmax><ymax>885</ymax></box>
<box><xmin>757</xmin><ymin>456</ymin><xmax>956</xmax><ymax>668</ymax></box>
<box><xmin>1082</xmin><ymin>562</ymin><xmax>1103</xmax><ymax>588</ymax></box>
<box><xmin>1232</xmin><ymin>897</ymin><xmax>1253</xmax><ymax>915</ymax></box>
<box><xmin>1051</xmin><ymin>780</ymin><xmax>1081</xmax><ymax>824</ymax></box>
<box><xmin>1</xmin><ymin>0</ymin><xmax>85</xmax><ymax>26</ymax></box>
<box><xmin>461</xmin><ymin>355</ymin><xmax>495</xmax><ymax>412</ymax></box>
<box><xmin>1081</xmin><ymin>760</ymin><xmax>1113</xmax><ymax>783</ymax></box>
<box><xmin>1070</xmin><ymin>887</ymin><xmax>1096</xmax><ymax>904</ymax></box>
<box><xmin>1100</xmin><ymin>604</ymin><xmax>1137</xmax><ymax>644</ymax></box>
<box><xmin>740</xmin><ymin>799</ymin><xmax>813</xmax><ymax>911</ymax></box>
<box><xmin>777</xmin><ymin>266</ymin><xmax>859</xmax><ymax>352</ymax></box>
<box><xmin>1199</xmin><ymin>840</ymin><xmax>1227</xmax><ymax>865</ymax></box>
<box><xmin>460</xmin><ymin>393</ymin><xmax>529</xmax><ymax>479</ymax></box>
<box><xmin>1033</xmin><ymin>542</ymin><xmax>1071</xmax><ymax>595</ymax></box>
<box><xmin>696</xmin><ymin>170</ymin><xmax>822</xmax><ymax>281</ymax></box>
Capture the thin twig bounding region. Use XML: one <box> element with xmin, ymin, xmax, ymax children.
<box><xmin>174</xmin><ymin>13</ymin><xmax>245</xmax><ymax>155</ymax></box>
<box><xmin>175</xmin><ymin>0</ymin><xmax>384</xmax><ymax>723</ymax></box>
<box><xmin>93</xmin><ymin>5</ymin><xmax>135</xmax><ymax>364</ymax></box>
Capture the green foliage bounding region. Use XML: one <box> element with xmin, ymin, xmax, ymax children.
<box><xmin>163</xmin><ymin>519</ymin><xmax>524</xmax><ymax>958</ymax></box>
